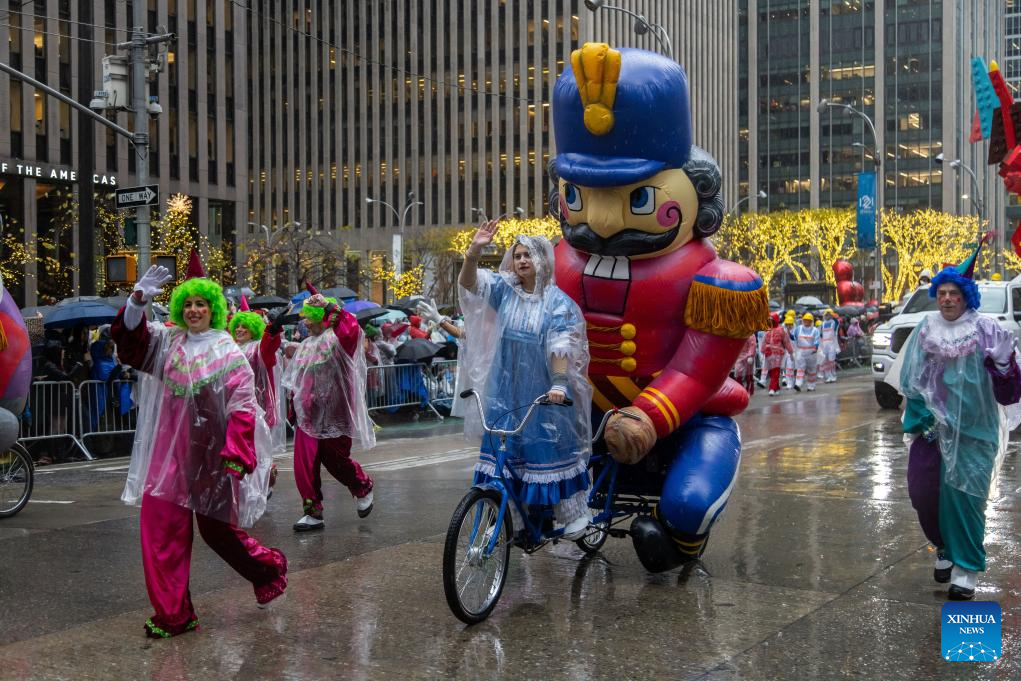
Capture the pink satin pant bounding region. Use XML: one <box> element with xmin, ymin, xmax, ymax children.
<box><xmin>140</xmin><ymin>494</ymin><xmax>286</xmax><ymax>631</ymax></box>
<box><xmin>293</xmin><ymin>428</ymin><xmax>373</xmax><ymax>516</ymax></box>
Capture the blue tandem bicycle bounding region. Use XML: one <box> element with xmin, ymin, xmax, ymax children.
<box><xmin>442</xmin><ymin>389</ymin><xmax>654</xmax><ymax>624</ymax></box>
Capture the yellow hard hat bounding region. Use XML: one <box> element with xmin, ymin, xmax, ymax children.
<box><xmin>815</xmin><ymin>320</ymin><xmax>822</xmax><ymax>327</ymax></box>
<box><xmin>992</xmin><ymin>272</ymin><xmax>1003</xmax><ymax>281</ymax></box>
<box><xmin>802</xmin><ymin>312</ymin><xmax>814</xmax><ymax>321</ymax></box>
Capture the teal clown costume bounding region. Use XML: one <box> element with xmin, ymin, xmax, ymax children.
<box><xmin>551</xmin><ymin>43</ymin><xmax>770</xmax><ymax>572</ymax></box>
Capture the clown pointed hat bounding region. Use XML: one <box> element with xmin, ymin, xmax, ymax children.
<box><xmin>305</xmin><ymin>280</ymin><xmax>319</xmax><ymax>296</ymax></box>
<box><xmin>185</xmin><ymin>248</ymin><xmax>206</xmax><ymax>280</ymax></box>
<box><xmin>239</xmin><ymin>294</ymin><xmax>250</xmax><ymax>311</ymax></box>
<box><xmin>955</xmin><ymin>232</ymin><xmax>993</xmax><ymax>280</ymax></box>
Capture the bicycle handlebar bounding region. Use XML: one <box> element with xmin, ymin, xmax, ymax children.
<box><xmin>459</xmin><ymin>389</ymin><xmax>640</xmax><ymax>442</ymax></box>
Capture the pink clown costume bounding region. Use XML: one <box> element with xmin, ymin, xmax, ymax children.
<box><xmin>282</xmin><ymin>288</ymin><xmax>376</xmax><ymax>530</ymax></box>
<box><xmin>113</xmin><ymin>263</ymin><xmax>285</xmax><ymax>639</ymax></box>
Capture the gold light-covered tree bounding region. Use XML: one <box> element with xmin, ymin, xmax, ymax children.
<box><xmin>449</xmin><ymin>216</ymin><xmax>563</xmax><ymax>254</ymax></box>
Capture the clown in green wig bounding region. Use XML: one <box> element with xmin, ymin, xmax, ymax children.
<box><xmin>169</xmin><ymin>277</ymin><xmax>229</xmax><ymax>330</ymax></box>
<box><xmin>300</xmin><ymin>296</ymin><xmax>339</xmax><ymax>324</ymax></box>
<box><xmin>229</xmin><ymin>311</ymin><xmax>267</xmax><ymax>343</ymax></box>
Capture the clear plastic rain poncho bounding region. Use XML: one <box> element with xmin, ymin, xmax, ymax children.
<box><xmin>238</xmin><ymin>336</ymin><xmax>289</xmax><ymax>451</ymax></box>
<box><xmin>899</xmin><ymin>311</ymin><xmax>1014</xmax><ymax>498</ymax></box>
<box><xmin>121</xmin><ymin>324</ymin><xmax>274</xmax><ymax>528</ymax></box>
<box><xmin>281</xmin><ymin>317</ymin><xmax>376</xmax><ymax>450</ymax></box>
<box><xmin>458</xmin><ymin>235</ymin><xmax>592</xmax><ymax>512</ymax></box>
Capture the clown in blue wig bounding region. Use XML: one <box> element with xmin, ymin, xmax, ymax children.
<box><xmin>900</xmin><ymin>233</ymin><xmax>1021</xmax><ymax>601</ymax></box>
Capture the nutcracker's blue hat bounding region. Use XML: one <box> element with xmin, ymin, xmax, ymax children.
<box><xmin>553</xmin><ymin>44</ymin><xmax>691</xmax><ymax>188</ymax></box>
<box><xmin>929</xmin><ymin>233</ymin><xmax>990</xmax><ymax>310</ymax></box>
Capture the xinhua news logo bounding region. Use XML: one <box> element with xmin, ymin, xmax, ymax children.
<box><xmin>941</xmin><ymin>601</ymin><xmax>1001</xmax><ymax>662</ymax></box>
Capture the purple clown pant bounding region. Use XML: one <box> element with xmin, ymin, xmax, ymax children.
<box><xmin>906</xmin><ymin>436</ymin><xmax>943</xmax><ymax>549</ymax></box>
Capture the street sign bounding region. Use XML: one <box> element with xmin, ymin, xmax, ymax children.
<box><xmin>115</xmin><ymin>185</ymin><xmax>159</xmax><ymax>209</ymax></box>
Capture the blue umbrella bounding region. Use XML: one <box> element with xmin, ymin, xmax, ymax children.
<box><xmin>344</xmin><ymin>300</ymin><xmax>379</xmax><ymax>313</ymax></box>
<box><xmin>44</xmin><ymin>300</ymin><xmax>119</xmax><ymax>329</ymax></box>
<box><xmin>291</xmin><ymin>290</ymin><xmax>311</xmax><ymax>305</ymax></box>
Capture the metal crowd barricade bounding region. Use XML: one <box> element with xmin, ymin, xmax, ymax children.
<box><xmin>426</xmin><ymin>359</ymin><xmax>459</xmax><ymax>410</ymax></box>
<box><xmin>77</xmin><ymin>379</ymin><xmax>138</xmax><ymax>450</ymax></box>
<box><xmin>19</xmin><ymin>380</ymin><xmax>92</xmax><ymax>460</ymax></box>
<box><xmin>365</xmin><ymin>362</ymin><xmax>444</xmax><ymax>420</ymax></box>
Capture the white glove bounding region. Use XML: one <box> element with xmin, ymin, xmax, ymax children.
<box><xmin>985</xmin><ymin>333</ymin><xmax>1017</xmax><ymax>369</ymax></box>
<box><xmin>132</xmin><ymin>265</ymin><xmax>173</xmax><ymax>303</ymax></box>
<box><xmin>415</xmin><ymin>298</ymin><xmax>444</xmax><ymax>325</ymax></box>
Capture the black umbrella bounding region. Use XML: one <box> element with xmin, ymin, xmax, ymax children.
<box><xmin>355</xmin><ymin>307</ymin><xmax>389</xmax><ymax>324</ymax></box>
<box><xmin>223</xmin><ymin>285</ymin><xmax>257</xmax><ymax>300</ymax></box>
<box><xmin>394</xmin><ymin>338</ymin><xmax>442</xmax><ymax>363</ymax></box>
<box><xmin>248</xmin><ymin>295</ymin><xmax>290</xmax><ymax>309</ymax></box>
<box><xmin>393</xmin><ymin>295</ymin><xmax>425</xmax><ymax>309</ymax></box>
<box><xmin>320</xmin><ymin>286</ymin><xmax>358</xmax><ymax>301</ymax></box>
<box><xmin>434</xmin><ymin>341</ymin><xmax>459</xmax><ymax>360</ymax></box>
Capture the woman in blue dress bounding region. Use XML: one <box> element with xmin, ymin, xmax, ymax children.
<box><xmin>458</xmin><ymin>219</ymin><xmax>592</xmax><ymax>539</ymax></box>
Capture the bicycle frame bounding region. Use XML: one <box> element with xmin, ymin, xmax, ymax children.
<box><xmin>461</xmin><ymin>390</ymin><xmax>643</xmax><ymax>555</ymax></box>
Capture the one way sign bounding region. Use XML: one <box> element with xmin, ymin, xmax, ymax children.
<box><xmin>115</xmin><ymin>185</ymin><xmax>160</xmax><ymax>209</ymax></box>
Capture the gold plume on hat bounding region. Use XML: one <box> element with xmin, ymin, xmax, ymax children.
<box><xmin>571</xmin><ymin>43</ymin><xmax>621</xmax><ymax>136</ymax></box>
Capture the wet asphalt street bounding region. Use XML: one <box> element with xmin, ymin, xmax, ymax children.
<box><xmin>2</xmin><ymin>371</ymin><xmax>1021</xmax><ymax>680</ymax></box>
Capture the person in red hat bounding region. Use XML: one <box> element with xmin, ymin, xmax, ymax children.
<box><xmin>282</xmin><ymin>283</ymin><xmax>376</xmax><ymax>532</ymax></box>
<box><xmin>111</xmin><ymin>250</ymin><xmax>286</xmax><ymax>638</ymax></box>
<box><xmin>406</xmin><ymin>315</ymin><xmax>430</xmax><ymax>340</ymax></box>
<box><xmin>760</xmin><ymin>312</ymin><xmax>794</xmax><ymax>396</ymax></box>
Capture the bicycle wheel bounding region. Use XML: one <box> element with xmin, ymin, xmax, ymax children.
<box><xmin>0</xmin><ymin>443</ymin><xmax>33</xmax><ymax>518</ymax></box>
<box><xmin>443</xmin><ymin>487</ymin><xmax>512</xmax><ymax>624</ymax></box>
<box><xmin>575</xmin><ymin>519</ymin><xmax>609</xmax><ymax>554</ymax></box>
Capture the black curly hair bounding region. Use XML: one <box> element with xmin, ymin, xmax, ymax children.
<box><xmin>682</xmin><ymin>145</ymin><xmax>725</xmax><ymax>238</ymax></box>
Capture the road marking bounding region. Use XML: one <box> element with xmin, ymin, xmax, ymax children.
<box><xmin>363</xmin><ymin>448</ymin><xmax>477</xmax><ymax>472</ymax></box>
<box><xmin>94</xmin><ymin>465</ymin><xmax>130</xmax><ymax>472</ymax></box>
<box><xmin>27</xmin><ymin>499</ymin><xmax>75</xmax><ymax>504</ymax></box>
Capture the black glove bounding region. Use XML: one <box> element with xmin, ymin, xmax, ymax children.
<box><xmin>267</xmin><ymin>310</ymin><xmax>286</xmax><ymax>336</ymax></box>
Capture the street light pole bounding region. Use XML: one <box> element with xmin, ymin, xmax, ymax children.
<box><xmin>818</xmin><ymin>99</ymin><xmax>883</xmax><ymax>302</ymax></box>
<box><xmin>935</xmin><ymin>153</ymin><xmax>989</xmax><ymax>274</ymax></box>
<box><xmin>727</xmin><ymin>190</ymin><xmax>767</xmax><ymax>216</ymax></box>
<box><xmin>583</xmin><ymin>0</ymin><xmax>674</xmax><ymax>59</ymax></box>
<box><xmin>365</xmin><ymin>192</ymin><xmax>423</xmax><ymax>277</ymax></box>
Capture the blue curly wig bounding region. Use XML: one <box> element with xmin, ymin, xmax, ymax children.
<box><xmin>169</xmin><ymin>278</ymin><xmax>229</xmax><ymax>329</ymax></box>
<box><xmin>929</xmin><ymin>267</ymin><xmax>981</xmax><ymax>310</ymax></box>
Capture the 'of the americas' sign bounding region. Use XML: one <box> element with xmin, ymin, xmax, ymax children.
<box><xmin>0</xmin><ymin>159</ymin><xmax>118</xmax><ymax>186</ymax></box>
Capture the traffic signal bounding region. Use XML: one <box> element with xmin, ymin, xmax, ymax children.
<box><xmin>154</xmin><ymin>253</ymin><xmax>177</xmax><ymax>279</ymax></box>
<box><xmin>124</xmin><ymin>217</ymin><xmax>137</xmax><ymax>246</ymax></box>
<box><xmin>105</xmin><ymin>253</ymin><xmax>137</xmax><ymax>284</ymax></box>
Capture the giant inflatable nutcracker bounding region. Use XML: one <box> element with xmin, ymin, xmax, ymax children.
<box><xmin>552</xmin><ymin>43</ymin><xmax>769</xmax><ymax>572</ymax></box>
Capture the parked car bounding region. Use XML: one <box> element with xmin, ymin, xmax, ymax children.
<box><xmin>871</xmin><ymin>279</ymin><xmax>1021</xmax><ymax>409</ymax></box>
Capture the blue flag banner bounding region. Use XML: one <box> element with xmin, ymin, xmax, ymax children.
<box><xmin>857</xmin><ymin>171</ymin><xmax>877</xmax><ymax>249</ymax></box>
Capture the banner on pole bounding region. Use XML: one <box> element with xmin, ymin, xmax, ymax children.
<box><xmin>857</xmin><ymin>171</ymin><xmax>877</xmax><ymax>249</ymax></box>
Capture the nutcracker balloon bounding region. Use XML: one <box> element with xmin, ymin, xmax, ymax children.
<box><xmin>0</xmin><ymin>274</ymin><xmax>31</xmax><ymax>450</ymax></box>
<box><xmin>552</xmin><ymin>43</ymin><xmax>770</xmax><ymax>572</ymax></box>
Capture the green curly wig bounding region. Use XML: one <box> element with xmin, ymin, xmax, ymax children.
<box><xmin>169</xmin><ymin>278</ymin><xmax>228</xmax><ymax>330</ymax></box>
<box><xmin>301</xmin><ymin>296</ymin><xmax>339</xmax><ymax>323</ymax></box>
<box><xmin>228</xmin><ymin>311</ymin><xmax>266</xmax><ymax>341</ymax></box>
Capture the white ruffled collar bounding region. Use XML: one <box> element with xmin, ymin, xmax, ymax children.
<box><xmin>920</xmin><ymin>310</ymin><xmax>980</xmax><ymax>359</ymax></box>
